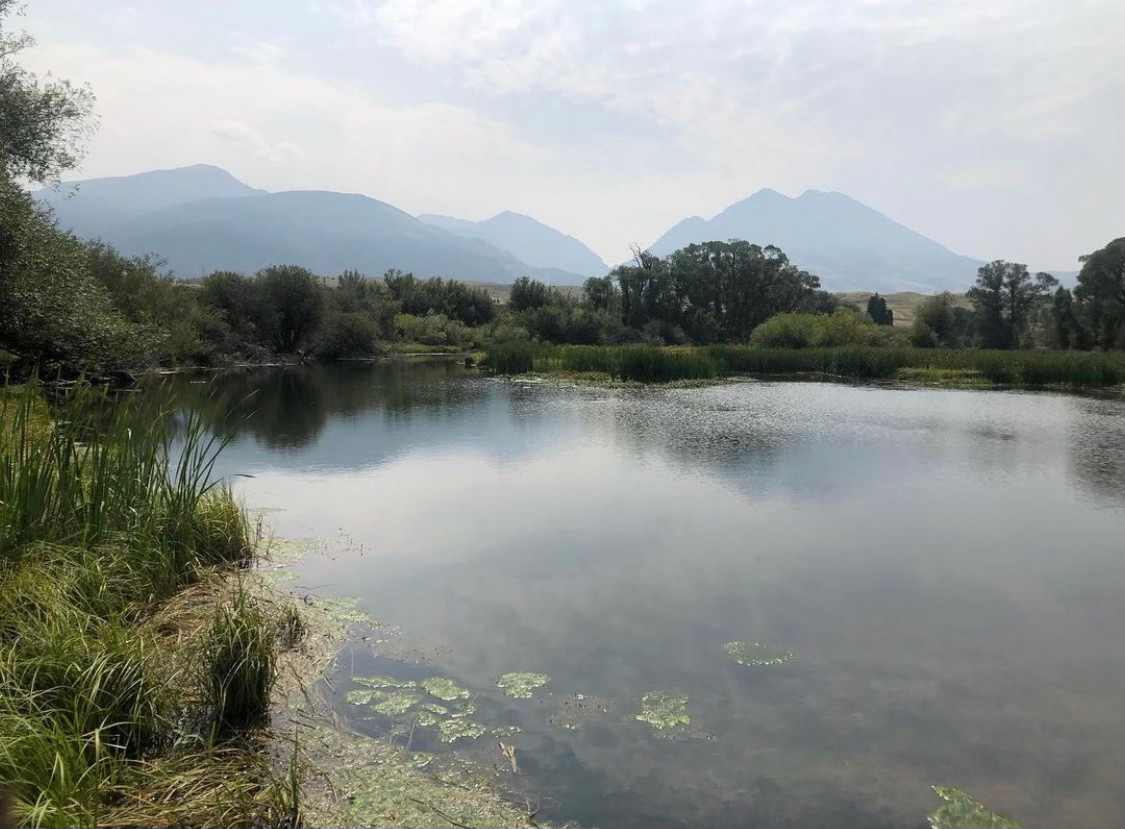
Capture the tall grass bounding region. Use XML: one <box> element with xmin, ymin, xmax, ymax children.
<box><xmin>486</xmin><ymin>342</ymin><xmax>1125</xmax><ymax>388</ymax></box>
<box><xmin>0</xmin><ymin>382</ymin><xmax>290</xmax><ymax>827</ymax></box>
<box><xmin>202</xmin><ymin>589</ymin><xmax>277</xmax><ymax>735</ymax></box>
<box><xmin>708</xmin><ymin>345</ymin><xmax>1125</xmax><ymax>387</ymax></box>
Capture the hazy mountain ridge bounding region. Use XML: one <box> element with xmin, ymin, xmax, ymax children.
<box><xmin>36</xmin><ymin>166</ymin><xmax>589</xmax><ymax>283</ymax></box>
<box><xmin>419</xmin><ymin>210</ymin><xmax>608</xmax><ymax>279</ymax></box>
<box><xmin>649</xmin><ymin>188</ymin><xmax>986</xmax><ymax>293</ymax></box>
<box><xmin>36</xmin><ymin>165</ymin><xmax>1036</xmax><ymax>293</ymax></box>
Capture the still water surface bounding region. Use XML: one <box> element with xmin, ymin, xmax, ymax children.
<box><xmin>166</xmin><ymin>361</ymin><xmax>1125</xmax><ymax>828</ymax></box>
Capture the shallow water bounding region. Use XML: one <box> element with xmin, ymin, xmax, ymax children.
<box><xmin>163</xmin><ymin>361</ymin><xmax>1125</xmax><ymax>828</ymax></box>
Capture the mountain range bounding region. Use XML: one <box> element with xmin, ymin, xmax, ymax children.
<box><xmin>36</xmin><ymin>165</ymin><xmax>593</xmax><ymax>284</ymax></box>
<box><xmin>38</xmin><ymin>164</ymin><xmax>997</xmax><ymax>292</ymax></box>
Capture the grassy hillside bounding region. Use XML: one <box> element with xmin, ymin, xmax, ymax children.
<box><xmin>836</xmin><ymin>291</ymin><xmax>972</xmax><ymax>327</ymax></box>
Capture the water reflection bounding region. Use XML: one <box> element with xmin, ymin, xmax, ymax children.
<box><xmin>154</xmin><ymin>363</ymin><xmax>1125</xmax><ymax>829</ymax></box>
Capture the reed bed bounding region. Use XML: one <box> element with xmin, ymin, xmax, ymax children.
<box><xmin>0</xmin><ymin>382</ymin><xmax>295</xmax><ymax>828</ymax></box>
<box><xmin>486</xmin><ymin>342</ymin><xmax>1125</xmax><ymax>388</ymax></box>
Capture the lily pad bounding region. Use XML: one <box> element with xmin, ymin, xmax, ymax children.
<box><xmin>420</xmin><ymin>702</ymin><xmax>448</xmax><ymax>715</ymax></box>
<box><xmin>421</xmin><ymin>676</ymin><xmax>471</xmax><ymax>701</ymax></box>
<box><xmin>497</xmin><ymin>672</ymin><xmax>551</xmax><ymax>699</ymax></box>
<box><xmin>416</xmin><ymin>709</ymin><xmax>443</xmax><ymax>727</ymax></box>
<box><xmin>635</xmin><ymin>691</ymin><xmax>691</xmax><ymax>731</ymax></box>
<box><xmin>438</xmin><ymin>718</ymin><xmax>487</xmax><ymax>743</ymax></box>
<box><xmin>723</xmin><ymin>640</ymin><xmax>795</xmax><ymax>667</ymax></box>
<box><xmin>928</xmin><ymin>787</ymin><xmax>1021</xmax><ymax>828</ymax></box>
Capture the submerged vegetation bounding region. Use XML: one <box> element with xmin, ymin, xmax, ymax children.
<box><xmin>634</xmin><ymin>692</ymin><xmax>691</xmax><ymax>732</ymax></box>
<box><xmin>722</xmin><ymin>641</ymin><xmax>796</xmax><ymax>667</ymax></box>
<box><xmin>496</xmin><ymin>672</ymin><xmax>551</xmax><ymax>699</ymax></box>
<box><xmin>0</xmin><ymin>384</ymin><xmax>298</xmax><ymax>827</ymax></box>
<box><xmin>928</xmin><ymin>787</ymin><xmax>1021</xmax><ymax>829</ymax></box>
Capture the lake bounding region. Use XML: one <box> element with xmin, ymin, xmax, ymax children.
<box><xmin>164</xmin><ymin>361</ymin><xmax>1125</xmax><ymax>828</ymax></box>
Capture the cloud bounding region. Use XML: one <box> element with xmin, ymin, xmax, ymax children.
<box><xmin>18</xmin><ymin>0</ymin><xmax>1125</xmax><ymax>268</ymax></box>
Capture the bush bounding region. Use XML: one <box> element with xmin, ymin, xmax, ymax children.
<box><xmin>317</xmin><ymin>312</ymin><xmax>378</xmax><ymax>359</ymax></box>
<box><xmin>750</xmin><ymin>310</ymin><xmax>878</xmax><ymax>349</ymax></box>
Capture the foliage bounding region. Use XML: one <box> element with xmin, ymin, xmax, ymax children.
<box><xmin>0</xmin><ymin>383</ymin><xmax>293</xmax><ymax>826</ymax></box>
<box><xmin>967</xmin><ymin>261</ymin><xmax>1056</xmax><ymax>349</ymax></box>
<box><xmin>750</xmin><ymin>309</ymin><xmax>881</xmax><ymax>349</ymax></box>
<box><xmin>0</xmin><ymin>0</ymin><xmax>96</xmax><ymax>184</ymax></box>
<box><xmin>509</xmin><ymin>275</ymin><xmax>550</xmax><ymax>312</ymax></box>
<box><xmin>1074</xmin><ymin>237</ymin><xmax>1125</xmax><ymax>349</ymax></box>
<box><xmin>202</xmin><ymin>589</ymin><xmax>277</xmax><ymax>735</ymax></box>
<box><xmin>384</xmin><ymin>269</ymin><xmax>495</xmax><ymax>326</ymax></box>
<box><xmin>911</xmin><ymin>292</ymin><xmax>976</xmax><ymax>348</ymax></box>
<box><xmin>0</xmin><ymin>173</ymin><xmax>157</xmax><ymax>376</ymax></box>
<box><xmin>927</xmin><ymin>786</ymin><xmax>1020</xmax><ymax>828</ymax></box>
<box><xmin>866</xmin><ymin>293</ymin><xmax>894</xmax><ymax>325</ymax></box>
<box><xmin>616</xmin><ymin>241</ymin><xmax>829</xmax><ymax>343</ymax></box>
<box><xmin>316</xmin><ymin>311</ymin><xmax>378</xmax><ymax>359</ymax></box>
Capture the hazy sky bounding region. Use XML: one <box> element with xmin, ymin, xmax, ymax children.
<box><xmin>20</xmin><ymin>0</ymin><xmax>1125</xmax><ymax>269</ymax></box>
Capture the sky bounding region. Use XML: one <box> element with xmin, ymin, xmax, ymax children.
<box><xmin>18</xmin><ymin>0</ymin><xmax>1125</xmax><ymax>270</ymax></box>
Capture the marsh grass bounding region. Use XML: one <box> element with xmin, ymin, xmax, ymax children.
<box><xmin>0</xmin><ymin>382</ymin><xmax>295</xmax><ymax>827</ymax></box>
<box><xmin>488</xmin><ymin>343</ymin><xmax>1125</xmax><ymax>388</ymax></box>
<box><xmin>202</xmin><ymin>588</ymin><xmax>277</xmax><ymax>735</ymax></box>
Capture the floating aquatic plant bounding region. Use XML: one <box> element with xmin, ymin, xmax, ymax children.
<box><xmin>497</xmin><ymin>672</ymin><xmax>550</xmax><ymax>699</ymax></box>
<box><xmin>635</xmin><ymin>691</ymin><xmax>691</xmax><ymax>731</ymax></box>
<box><xmin>421</xmin><ymin>676</ymin><xmax>471</xmax><ymax>701</ymax></box>
<box><xmin>370</xmin><ymin>690</ymin><xmax>423</xmax><ymax>716</ymax></box>
<box><xmin>928</xmin><ymin>787</ymin><xmax>1021</xmax><ymax>828</ymax></box>
<box><xmin>723</xmin><ymin>640</ymin><xmax>795</xmax><ymax>667</ymax></box>
<box><xmin>344</xmin><ymin>686</ymin><xmax>423</xmax><ymax>716</ymax></box>
<box><xmin>438</xmin><ymin>718</ymin><xmax>487</xmax><ymax>743</ymax></box>
<box><xmin>354</xmin><ymin>675</ymin><xmax>416</xmax><ymax>689</ymax></box>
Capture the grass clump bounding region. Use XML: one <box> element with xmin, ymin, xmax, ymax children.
<box><xmin>202</xmin><ymin>589</ymin><xmax>277</xmax><ymax>735</ymax></box>
<box><xmin>0</xmin><ymin>382</ymin><xmax>295</xmax><ymax>827</ymax></box>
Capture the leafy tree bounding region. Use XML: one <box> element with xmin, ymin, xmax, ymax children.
<box><xmin>0</xmin><ymin>0</ymin><xmax>96</xmax><ymax>183</ymax></box>
<box><xmin>1074</xmin><ymin>237</ymin><xmax>1125</xmax><ymax>349</ymax></box>
<box><xmin>256</xmin><ymin>265</ymin><xmax>324</xmax><ymax>354</ymax></box>
<box><xmin>615</xmin><ymin>241</ymin><xmax>822</xmax><ymax>343</ymax></box>
<box><xmin>509</xmin><ymin>276</ymin><xmax>550</xmax><ymax>312</ymax></box>
<box><xmin>866</xmin><ymin>293</ymin><xmax>894</xmax><ymax>325</ymax></box>
<box><xmin>967</xmin><ymin>261</ymin><xmax>1056</xmax><ymax>349</ymax></box>
<box><xmin>582</xmin><ymin>275</ymin><xmax>618</xmax><ymax>313</ymax></box>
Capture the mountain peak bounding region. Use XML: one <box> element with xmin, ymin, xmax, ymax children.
<box><xmin>420</xmin><ymin>211</ymin><xmax>606</xmax><ymax>280</ymax></box>
<box><xmin>648</xmin><ymin>189</ymin><xmax>983</xmax><ymax>293</ymax></box>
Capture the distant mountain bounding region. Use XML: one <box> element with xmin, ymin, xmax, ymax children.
<box><xmin>36</xmin><ymin>164</ymin><xmax>265</xmax><ymax>242</ymax></box>
<box><xmin>649</xmin><ymin>189</ymin><xmax>985</xmax><ymax>293</ymax></box>
<box><xmin>35</xmin><ymin>166</ymin><xmax>579</xmax><ymax>283</ymax></box>
<box><xmin>419</xmin><ymin>211</ymin><xmax>607</xmax><ymax>281</ymax></box>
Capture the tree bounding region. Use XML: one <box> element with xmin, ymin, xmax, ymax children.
<box><xmin>615</xmin><ymin>241</ymin><xmax>823</xmax><ymax>343</ymax></box>
<box><xmin>0</xmin><ymin>0</ymin><xmax>95</xmax><ymax>183</ymax></box>
<box><xmin>1074</xmin><ymin>238</ymin><xmax>1125</xmax><ymax>349</ymax></box>
<box><xmin>866</xmin><ymin>293</ymin><xmax>894</xmax><ymax>325</ymax></box>
<box><xmin>967</xmin><ymin>261</ymin><xmax>1056</xmax><ymax>349</ymax></box>
<box><xmin>583</xmin><ymin>275</ymin><xmax>618</xmax><ymax>313</ymax></box>
<box><xmin>256</xmin><ymin>265</ymin><xmax>324</xmax><ymax>354</ymax></box>
<box><xmin>509</xmin><ymin>276</ymin><xmax>549</xmax><ymax>312</ymax></box>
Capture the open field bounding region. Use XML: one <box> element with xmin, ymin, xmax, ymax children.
<box><xmin>835</xmin><ymin>291</ymin><xmax>972</xmax><ymax>327</ymax></box>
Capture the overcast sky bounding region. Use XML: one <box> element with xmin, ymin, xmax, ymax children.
<box><xmin>20</xmin><ymin>0</ymin><xmax>1125</xmax><ymax>269</ymax></box>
